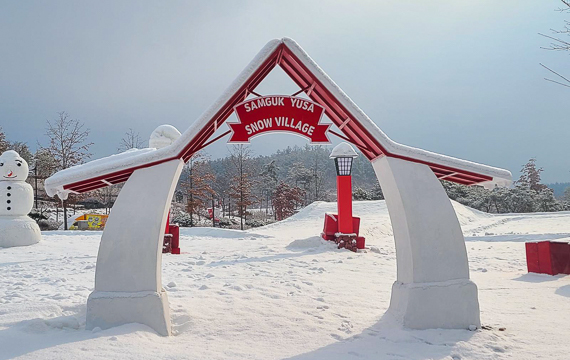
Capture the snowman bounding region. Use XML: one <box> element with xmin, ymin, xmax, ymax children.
<box><xmin>0</xmin><ymin>150</ymin><xmax>41</xmax><ymax>247</ymax></box>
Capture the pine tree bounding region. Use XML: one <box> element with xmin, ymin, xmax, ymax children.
<box><xmin>536</xmin><ymin>188</ymin><xmax>562</xmax><ymax>212</ymax></box>
<box><xmin>516</xmin><ymin>158</ymin><xmax>548</xmax><ymax>192</ymax></box>
<box><xmin>352</xmin><ymin>187</ymin><xmax>371</xmax><ymax>200</ymax></box>
<box><xmin>0</xmin><ymin>127</ymin><xmax>8</xmax><ymax>153</ymax></box>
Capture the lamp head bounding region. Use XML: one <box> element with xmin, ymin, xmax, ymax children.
<box><xmin>330</xmin><ymin>143</ymin><xmax>358</xmax><ymax>176</ymax></box>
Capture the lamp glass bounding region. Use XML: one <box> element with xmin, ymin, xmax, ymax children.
<box><xmin>334</xmin><ymin>157</ymin><xmax>353</xmax><ymax>176</ymax></box>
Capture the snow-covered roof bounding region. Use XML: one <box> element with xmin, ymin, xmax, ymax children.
<box><xmin>45</xmin><ymin>37</ymin><xmax>511</xmax><ymax>200</ymax></box>
<box><xmin>330</xmin><ymin>143</ymin><xmax>358</xmax><ymax>159</ymax></box>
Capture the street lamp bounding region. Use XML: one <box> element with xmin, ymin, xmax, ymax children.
<box><xmin>329</xmin><ymin>142</ymin><xmax>358</xmax><ymax>235</ymax></box>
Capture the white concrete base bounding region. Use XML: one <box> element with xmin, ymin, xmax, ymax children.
<box><xmin>87</xmin><ymin>159</ymin><xmax>184</xmax><ymax>336</ymax></box>
<box><xmin>388</xmin><ymin>279</ymin><xmax>481</xmax><ymax>330</ymax></box>
<box><xmin>86</xmin><ymin>289</ymin><xmax>171</xmax><ymax>336</ymax></box>
<box><xmin>0</xmin><ymin>217</ymin><xmax>41</xmax><ymax>248</ymax></box>
<box><xmin>372</xmin><ymin>155</ymin><xmax>481</xmax><ymax>329</ymax></box>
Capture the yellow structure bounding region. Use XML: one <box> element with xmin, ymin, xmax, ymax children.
<box><xmin>69</xmin><ymin>214</ymin><xmax>108</xmax><ymax>230</ymax></box>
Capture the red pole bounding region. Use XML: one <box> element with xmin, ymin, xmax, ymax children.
<box><xmin>165</xmin><ymin>210</ymin><xmax>170</xmax><ymax>234</ymax></box>
<box><xmin>336</xmin><ymin>175</ymin><xmax>353</xmax><ymax>234</ymax></box>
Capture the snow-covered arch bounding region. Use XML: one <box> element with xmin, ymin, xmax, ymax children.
<box><xmin>45</xmin><ymin>38</ymin><xmax>511</xmax><ymax>336</ymax></box>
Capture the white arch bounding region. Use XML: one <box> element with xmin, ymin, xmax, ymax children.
<box><xmin>83</xmin><ymin>155</ymin><xmax>480</xmax><ymax>335</ymax></box>
<box><xmin>373</xmin><ymin>156</ymin><xmax>480</xmax><ymax>329</ymax></box>
<box><xmin>44</xmin><ymin>37</ymin><xmax>511</xmax><ymax>335</ymax></box>
<box><xmin>86</xmin><ymin>159</ymin><xmax>183</xmax><ymax>336</ymax></box>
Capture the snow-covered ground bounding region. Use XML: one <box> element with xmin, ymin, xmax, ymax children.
<box><xmin>1</xmin><ymin>200</ymin><xmax>569</xmax><ymax>359</ymax></box>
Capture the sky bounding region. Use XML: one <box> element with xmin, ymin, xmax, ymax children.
<box><xmin>0</xmin><ymin>0</ymin><xmax>569</xmax><ymax>183</ymax></box>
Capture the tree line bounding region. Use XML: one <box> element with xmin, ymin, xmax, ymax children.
<box><xmin>443</xmin><ymin>158</ymin><xmax>568</xmax><ymax>213</ymax></box>
<box><xmin>1</xmin><ymin>112</ymin><xmax>568</xmax><ymax>231</ymax></box>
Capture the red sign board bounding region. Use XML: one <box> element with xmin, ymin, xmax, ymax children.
<box><xmin>228</xmin><ymin>96</ymin><xmax>331</xmax><ymax>143</ymax></box>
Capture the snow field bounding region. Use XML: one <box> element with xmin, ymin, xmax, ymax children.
<box><xmin>0</xmin><ymin>200</ymin><xmax>569</xmax><ymax>359</ymax></box>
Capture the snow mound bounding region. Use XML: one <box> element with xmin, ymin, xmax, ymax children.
<box><xmin>180</xmin><ymin>227</ymin><xmax>270</xmax><ymax>239</ymax></box>
<box><xmin>2</xmin><ymin>198</ymin><xmax>570</xmax><ymax>359</ymax></box>
<box><xmin>286</xmin><ymin>236</ymin><xmax>331</xmax><ymax>250</ymax></box>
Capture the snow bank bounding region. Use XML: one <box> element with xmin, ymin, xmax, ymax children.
<box><xmin>1</xmin><ymin>200</ymin><xmax>570</xmax><ymax>358</ymax></box>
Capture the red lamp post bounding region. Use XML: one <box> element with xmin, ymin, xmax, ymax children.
<box><xmin>330</xmin><ymin>143</ymin><xmax>358</xmax><ymax>235</ymax></box>
<box><xmin>321</xmin><ymin>143</ymin><xmax>365</xmax><ymax>252</ymax></box>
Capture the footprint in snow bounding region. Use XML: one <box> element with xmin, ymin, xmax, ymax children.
<box><xmin>330</xmin><ymin>333</ymin><xmax>343</xmax><ymax>341</ymax></box>
<box><xmin>338</xmin><ymin>320</ymin><xmax>353</xmax><ymax>334</ymax></box>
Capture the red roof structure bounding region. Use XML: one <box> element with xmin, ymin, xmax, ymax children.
<box><xmin>45</xmin><ymin>38</ymin><xmax>511</xmax><ymax>198</ymax></box>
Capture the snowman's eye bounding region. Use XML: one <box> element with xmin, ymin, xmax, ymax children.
<box><xmin>17</xmin><ymin>163</ymin><xmax>21</xmax><ymax>167</ymax></box>
<box><xmin>0</xmin><ymin>163</ymin><xmax>3</xmax><ymax>166</ymax></box>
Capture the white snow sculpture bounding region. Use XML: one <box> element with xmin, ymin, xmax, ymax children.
<box><xmin>44</xmin><ymin>38</ymin><xmax>512</xmax><ymax>335</ymax></box>
<box><xmin>372</xmin><ymin>156</ymin><xmax>480</xmax><ymax>328</ymax></box>
<box><xmin>0</xmin><ymin>150</ymin><xmax>41</xmax><ymax>247</ymax></box>
<box><xmin>149</xmin><ymin>125</ymin><xmax>181</xmax><ymax>149</ymax></box>
<box><xmin>86</xmin><ymin>159</ymin><xmax>182</xmax><ymax>335</ymax></box>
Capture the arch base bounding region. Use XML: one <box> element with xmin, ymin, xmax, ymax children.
<box><xmin>388</xmin><ymin>279</ymin><xmax>480</xmax><ymax>330</ymax></box>
<box><xmin>86</xmin><ymin>290</ymin><xmax>171</xmax><ymax>336</ymax></box>
<box><xmin>85</xmin><ymin>158</ymin><xmax>184</xmax><ymax>336</ymax></box>
<box><xmin>372</xmin><ymin>155</ymin><xmax>481</xmax><ymax>330</ymax></box>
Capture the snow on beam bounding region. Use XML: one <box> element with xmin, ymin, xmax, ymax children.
<box><xmin>45</xmin><ymin>37</ymin><xmax>511</xmax><ymax>200</ymax></box>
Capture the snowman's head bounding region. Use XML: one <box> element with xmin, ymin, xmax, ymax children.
<box><xmin>149</xmin><ymin>124</ymin><xmax>181</xmax><ymax>149</ymax></box>
<box><xmin>0</xmin><ymin>150</ymin><xmax>29</xmax><ymax>181</ymax></box>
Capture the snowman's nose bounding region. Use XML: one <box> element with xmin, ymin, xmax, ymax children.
<box><xmin>7</xmin><ymin>171</ymin><xmax>13</xmax><ymax>177</ymax></box>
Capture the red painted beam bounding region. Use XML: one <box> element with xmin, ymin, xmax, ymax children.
<box><xmin>59</xmin><ymin>41</ymin><xmax>495</xmax><ymax>195</ymax></box>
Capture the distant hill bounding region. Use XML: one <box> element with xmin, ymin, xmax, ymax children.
<box><xmin>547</xmin><ymin>182</ymin><xmax>570</xmax><ymax>198</ymax></box>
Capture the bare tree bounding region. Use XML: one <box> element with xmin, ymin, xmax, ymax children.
<box><xmin>311</xmin><ymin>145</ymin><xmax>326</xmax><ymax>202</ymax></box>
<box><xmin>8</xmin><ymin>141</ymin><xmax>33</xmax><ymax>164</ymax></box>
<box><xmin>42</xmin><ymin>111</ymin><xmax>93</xmax><ymax>229</ymax></box>
<box><xmin>30</xmin><ymin>148</ymin><xmax>58</xmax><ymax>215</ymax></box>
<box><xmin>540</xmin><ymin>0</ymin><xmax>570</xmax><ymax>87</ymax></box>
<box><xmin>118</xmin><ymin>128</ymin><xmax>145</xmax><ymax>152</ymax></box>
<box><xmin>229</xmin><ymin>145</ymin><xmax>255</xmax><ymax>230</ymax></box>
<box><xmin>260</xmin><ymin>160</ymin><xmax>279</xmax><ymax>219</ymax></box>
<box><xmin>181</xmin><ymin>152</ymin><xmax>215</xmax><ymax>227</ymax></box>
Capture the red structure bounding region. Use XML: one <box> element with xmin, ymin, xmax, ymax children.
<box><xmin>228</xmin><ymin>96</ymin><xmax>330</xmax><ymax>143</ymax></box>
<box><xmin>52</xmin><ymin>39</ymin><xmax>505</xmax><ymax>196</ymax></box>
<box><xmin>526</xmin><ymin>241</ymin><xmax>570</xmax><ymax>275</ymax></box>
<box><xmin>44</xmin><ymin>37</ymin><xmax>513</xmax><ymax>335</ymax></box>
<box><xmin>337</xmin><ymin>175</ymin><xmax>354</xmax><ymax>235</ymax></box>
<box><xmin>321</xmin><ymin>143</ymin><xmax>365</xmax><ymax>252</ymax></box>
<box><xmin>163</xmin><ymin>211</ymin><xmax>180</xmax><ymax>254</ymax></box>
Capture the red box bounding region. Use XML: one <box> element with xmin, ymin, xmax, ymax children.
<box><xmin>356</xmin><ymin>236</ymin><xmax>366</xmax><ymax>249</ymax></box>
<box><xmin>526</xmin><ymin>241</ymin><xmax>570</xmax><ymax>275</ymax></box>
<box><xmin>525</xmin><ymin>242</ymin><xmax>540</xmax><ymax>273</ymax></box>
<box><xmin>352</xmin><ymin>217</ymin><xmax>361</xmax><ymax>236</ymax></box>
<box><xmin>321</xmin><ymin>213</ymin><xmax>338</xmax><ymax>240</ymax></box>
<box><xmin>169</xmin><ymin>224</ymin><xmax>180</xmax><ymax>254</ymax></box>
<box><xmin>321</xmin><ymin>214</ymin><xmax>361</xmax><ymax>241</ymax></box>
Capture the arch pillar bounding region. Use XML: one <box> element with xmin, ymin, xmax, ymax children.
<box><xmin>86</xmin><ymin>159</ymin><xmax>184</xmax><ymax>336</ymax></box>
<box><xmin>371</xmin><ymin>155</ymin><xmax>480</xmax><ymax>329</ymax></box>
